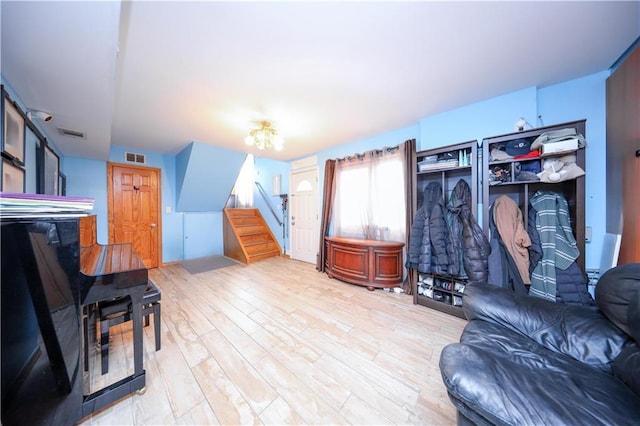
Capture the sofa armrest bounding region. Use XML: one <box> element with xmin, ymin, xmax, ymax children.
<box><xmin>462</xmin><ymin>283</ymin><xmax>630</xmax><ymax>370</ymax></box>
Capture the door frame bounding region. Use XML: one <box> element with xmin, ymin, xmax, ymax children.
<box><xmin>107</xmin><ymin>162</ymin><xmax>162</xmax><ymax>268</ymax></box>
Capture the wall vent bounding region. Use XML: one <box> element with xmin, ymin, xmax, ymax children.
<box><xmin>125</xmin><ymin>152</ymin><xmax>146</xmax><ymax>164</ymax></box>
<box><xmin>58</xmin><ymin>127</ymin><xmax>86</xmax><ymax>139</ymax></box>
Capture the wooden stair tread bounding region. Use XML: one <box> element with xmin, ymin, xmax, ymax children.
<box><xmin>248</xmin><ymin>247</ymin><xmax>280</xmax><ymax>255</ymax></box>
<box><xmin>243</xmin><ymin>239</ymin><xmax>275</xmax><ymax>246</ymax></box>
<box><xmin>223</xmin><ymin>207</ymin><xmax>281</xmax><ymax>264</ymax></box>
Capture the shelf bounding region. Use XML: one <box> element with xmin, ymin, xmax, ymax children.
<box><xmin>411</xmin><ymin>140</ymin><xmax>477</xmax><ymax>318</ymax></box>
<box><xmin>417</xmin><ymin>164</ymin><xmax>472</xmax><ymax>175</ymax></box>
<box><xmin>416</xmin><ymin>295</ymin><xmax>465</xmax><ymax>319</ymax></box>
<box><xmin>488</xmin><ymin>159</ymin><xmax>540</xmax><ymax>166</ymax></box>
<box><xmin>488</xmin><ymin>180</ymin><xmax>543</xmax><ymax>186</ymax></box>
<box><xmin>488</xmin><ymin>150</ymin><xmax>578</xmax><ymax>166</ymax></box>
<box><xmin>482</xmin><ymin>119</ymin><xmax>586</xmax><ymax>274</ymax></box>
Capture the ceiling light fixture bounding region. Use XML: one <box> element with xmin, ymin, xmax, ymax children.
<box><xmin>244</xmin><ymin>121</ymin><xmax>284</xmax><ymax>151</ymax></box>
<box><xmin>27</xmin><ymin>108</ymin><xmax>53</xmax><ymax>123</ymax></box>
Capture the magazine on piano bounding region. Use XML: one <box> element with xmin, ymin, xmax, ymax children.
<box><xmin>0</xmin><ymin>192</ymin><xmax>95</xmax><ymax>218</ymax></box>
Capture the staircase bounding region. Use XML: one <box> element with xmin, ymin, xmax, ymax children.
<box><xmin>223</xmin><ymin>208</ymin><xmax>281</xmax><ymax>264</ymax></box>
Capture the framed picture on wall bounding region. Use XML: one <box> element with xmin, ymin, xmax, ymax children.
<box><xmin>2</xmin><ymin>91</ymin><xmax>25</xmax><ymax>164</ymax></box>
<box><xmin>2</xmin><ymin>158</ymin><xmax>25</xmax><ymax>193</ymax></box>
<box><xmin>43</xmin><ymin>143</ymin><xmax>59</xmax><ymax>195</ymax></box>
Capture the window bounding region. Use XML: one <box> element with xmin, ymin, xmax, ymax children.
<box><xmin>332</xmin><ymin>148</ymin><xmax>406</xmax><ymax>242</ymax></box>
<box><xmin>232</xmin><ymin>154</ymin><xmax>254</xmax><ymax>207</ymax></box>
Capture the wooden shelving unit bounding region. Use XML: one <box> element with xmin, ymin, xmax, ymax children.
<box><xmin>481</xmin><ymin>120</ymin><xmax>586</xmax><ymax>273</ymax></box>
<box><xmin>410</xmin><ymin>140</ymin><xmax>478</xmax><ymax>317</ymax></box>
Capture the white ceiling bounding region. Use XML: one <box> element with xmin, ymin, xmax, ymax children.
<box><xmin>1</xmin><ymin>1</ymin><xmax>638</xmax><ymax>162</ymax></box>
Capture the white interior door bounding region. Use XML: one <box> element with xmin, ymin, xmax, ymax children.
<box><xmin>289</xmin><ymin>168</ymin><xmax>319</xmax><ymax>264</ymax></box>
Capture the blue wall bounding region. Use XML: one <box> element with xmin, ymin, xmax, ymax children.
<box><xmin>419</xmin><ymin>87</ymin><xmax>538</xmax><ymax>150</ymax></box>
<box><xmin>64</xmin><ymin>157</ymin><xmax>108</xmax><ymax>241</ymax></box>
<box><xmin>307</xmin><ymin>73</ymin><xmax>610</xmax><ymax>269</ymax></box>
<box><xmin>65</xmin><ymin>145</ymin><xmax>184</xmax><ymax>262</ymax></box>
<box><xmin>183</xmin><ymin>212</ymin><xmax>223</xmax><ymax>257</ymax></box>
<box><xmin>537</xmin><ymin>71</ymin><xmax>609</xmax><ymax>268</ymax></box>
<box><xmin>175</xmin><ymin>142</ymin><xmax>246</xmax><ymax>212</ymax></box>
<box><xmin>4</xmin><ymin>70</ymin><xmax>613</xmax><ymax>270</ymax></box>
<box><xmin>254</xmin><ymin>156</ymin><xmax>290</xmax><ymax>253</ymax></box>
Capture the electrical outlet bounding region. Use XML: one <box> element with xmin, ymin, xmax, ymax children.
<box><xmin>585</xmin><ymin>268</ymin><xmax>600</xmax><ymax>298</ymax></box>
<box><xmin>585</xmin><ymin>268</ymin><xmax>600</xmax><ymax>286</ymax></box>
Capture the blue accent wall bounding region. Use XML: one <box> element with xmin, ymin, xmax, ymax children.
<box><xmin>175</xmin><ymin>142</ymin><xmax>192</xmax><ymax>200</ymax></box>
<box><xmin>307</xmin><ymin>73</ymin><xmax>609</xmax><ymax>269</ymax></box>
<box><xmin>537</xmin><ymin>71</ymin><xmax>609</xmax><ymax>268</ymax></box>
<box><xmin>175</xmin><ymin>142</ymin><xmax>246</xmax><ymax>212</ymax></box>
<box><xmin>64</xmin><ymin>157</ymin><xmax>109</xmax><ymax>242</ymax></box>
<box><xmin>254</xmin><ymin>157</ymin><xmax>290</xmax><ymax>253</ymax></box>
<box><xmin>419</xmin><ymin>87</ymin><xmax>538</xmax><ymax>150</ymax></box>
<box><xmin>3</xmin><ymin>66</ymin><xmax>618</xmax><ymax>270</ymax></box>
<box><xmin>65</xmin><ymin>145</ymin><xmax>184</xmax><ymax>262</ymax></box>
<box><xmin>183</xmin><ymin>212</ymin><xmax>223</xmax><ymax>258</ymax></box>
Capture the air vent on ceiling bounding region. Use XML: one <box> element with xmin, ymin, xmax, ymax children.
<box><xmin>125</xmin><ymin>152</ymin><xmax>146</xmax><ymax>164</ymax></box>
<box><xmin>58</xmin><ymin>127</ymin><xmax>86</xmax><ymax>139</ymax></box>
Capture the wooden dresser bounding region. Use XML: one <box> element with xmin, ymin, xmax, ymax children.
<box><xmin>324</xmin><ymin>236</ymin><xmax>404</xmax><ymax>291</ymax></box>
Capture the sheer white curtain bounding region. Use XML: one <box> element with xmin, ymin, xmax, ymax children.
<box><xmin>233</xmin><ymin>154</ymin><xmax>255</xmax><ymax>207</ymax></box>
<box><xmin>332</xmin><ymin>147</ymin><xmax>406</xmax><ymax>242</ymax></box>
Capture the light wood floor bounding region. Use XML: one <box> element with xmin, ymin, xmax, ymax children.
<box><xmin>79</xmin><ymin>256</ymin><xmax>466</xmax><ymax>425</ymax></box>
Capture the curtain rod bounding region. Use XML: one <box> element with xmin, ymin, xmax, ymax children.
<box><xmin>336</xmin><ymin>145</ymin><xmax>400</xmax><ymax>162</ymax></box>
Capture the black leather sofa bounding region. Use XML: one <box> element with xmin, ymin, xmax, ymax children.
<box><xmin>440</xmin><ymin>263</ymin><xmax>640</xmax><ymax>425</ymax></box>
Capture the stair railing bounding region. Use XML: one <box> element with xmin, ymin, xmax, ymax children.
<box><xmin>255</xmin><ymin>181</ymin><xmax>283</xmax><ymax>226</ymax></box>
<box><xmin>255</xmin><ymin>181</ymin><xmax>287</xmax><ymax>255</ymax></box>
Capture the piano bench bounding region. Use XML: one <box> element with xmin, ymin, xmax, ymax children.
<box><xmin>98</xmin><ymin>280</ymin><xmax>161</xmax><ymax>375</ymax></box>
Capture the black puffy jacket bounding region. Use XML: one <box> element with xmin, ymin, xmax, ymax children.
<box><xmin>406</xmin><ymin>182</ymin><xmax>451</xmax><ymax>274</ymax></box>
<box><xmin>446</xmin><ymin>179</ymin><xmax>490</xmax><ymax>282</ymax></box>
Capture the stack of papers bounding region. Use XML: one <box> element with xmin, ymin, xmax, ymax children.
<box><xmin>0</xmin><ymin>192</ymin><xmax>95</xmax><ymax>218</ymax></box>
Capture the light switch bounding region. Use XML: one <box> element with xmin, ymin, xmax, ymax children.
<box><xmin>585</xmin><ymin>226</ymin><xmax>592</xmax><ymax>243</ymax></box>
<box><xmin>166</xmin><ymin>206</ymin><xmax>172</xmax><ymax>214</ymax></box>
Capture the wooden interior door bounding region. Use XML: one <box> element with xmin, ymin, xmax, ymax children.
<box><xmin>606</xmin><ymin>45</ymin><xmax>639</xmax><ymax>264</ymax></box>
<box><xmin>107</xmin><ymin>162</ymin><xmax>161</xmax><ymax>268</ymax></box>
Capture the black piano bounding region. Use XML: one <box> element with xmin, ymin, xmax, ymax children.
<box><xmin>1</xmin><ymin>216</ymin><xmax>148</xmax><ymax>425</ymax></box>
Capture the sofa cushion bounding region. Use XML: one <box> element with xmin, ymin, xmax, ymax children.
<box><xmin>628</xmin><ymin>274</ymin><xmax>640</xmax><ymax>343</ymax></box>
<box><xmin>463</xmin><ymin>283</ymin><xmax>630</xmax><ymax>371</ymax></box>
<box><xmin>440</xmin><ymin>320</ymin><xmax>640</xmax><ymax>425</ymax></box>
<box><xmin>596</xmin><ymin>263</ymin><xmax>640</xmax><ymax>340</ymax></box>
<box><xmin>613</xmin><ymin>344</ymin><xmax>640</xmax><ymax>398</ymax></box>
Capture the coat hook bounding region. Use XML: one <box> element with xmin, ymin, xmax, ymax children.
<box><xmin>133</xmin><ymin>185</ymin><xmax>140</xmax><ymax>191</ymax></box>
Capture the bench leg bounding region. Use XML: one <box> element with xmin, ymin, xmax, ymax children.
<box><xmin>154</xmin><ymin>303</ymin><xmax>161</xmax><ymax>351</ymax></box>
<box><xmin>100</xmin><ymin>319</ymin><xmax>110</xmax><ymax>375</ymax></box>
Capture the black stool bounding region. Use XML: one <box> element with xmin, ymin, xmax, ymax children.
<box><xmin>98</xmin><ymin>280</ymin><xmax>161</xmax><ymax>375</ymax></box>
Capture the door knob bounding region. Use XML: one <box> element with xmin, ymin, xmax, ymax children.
<box><xmin>150</xmin><ymin>223</ymin><xmax>157</xmax><ymax>228</ymax></box>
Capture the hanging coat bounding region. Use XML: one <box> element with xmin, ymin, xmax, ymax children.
<box><xmin>407</xmin><ymin>182</ymin><xmax>452</xmax><ymax>274</ymax></box>
<box><xmin>491</xmin><ymin>195</ymin><xmax>531</xmax><ymax>284</ymax></box>
<box><xmin>446</xmin><ymin>179</ymin><xmax>490</xmax><ymax>282</ymax></box>
<box><xmin>487</xmin><ymin>202</ymin><xmax>528</xmax><ymax>294</ymax></box>
<box><xmin>528</xmin><ymin>191</ymin><xmax>593</xmax><ymax>305</ymax></box>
